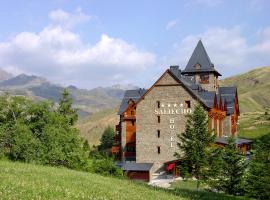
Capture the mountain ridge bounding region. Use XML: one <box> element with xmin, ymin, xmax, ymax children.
<box><xmin>0</xmin><ymin>70</ymin><xmax>139</xmax><ymax>117</ymax></box>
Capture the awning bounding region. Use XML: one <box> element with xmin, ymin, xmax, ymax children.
<box><xmin>166</xmin><ymin>163</ymin><xmax>175</xmax><ymax>172</ymax></box>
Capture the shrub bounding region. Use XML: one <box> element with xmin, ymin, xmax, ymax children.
<box><xmin>92</xmin><ymin>157</ymin><xmax>123</xmax><ymax>177</ymax></box>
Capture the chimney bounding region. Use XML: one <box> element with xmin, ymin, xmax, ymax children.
<box><xmin>170</xmin><ymin>65</ymin><xmax>180</xmax><ymax>77</ymax></box>
<box><xmin>170</xmin><ymin>65</ymin><xmax>179</xmax><ymax>71</ymax></box>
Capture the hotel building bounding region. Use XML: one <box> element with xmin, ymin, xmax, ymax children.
<box><xmin>112</xmin><ymin>40</ymin><xmax>251</xmax><ymax>182</ymax></box>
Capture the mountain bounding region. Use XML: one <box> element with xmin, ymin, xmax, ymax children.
<box><xmin>220</xmin><ymin>66</ymin><xmax>270</xmax><ymax>112</ymax></box>
<box><xmin>0</xmin><ymin>69</ymin><xmax>13</xmax><ymax>82</ymax></box>
<box><xmin>0</xmin><ymin>70</ymin><xmax>138</xmax><ymax>117</ymax></box>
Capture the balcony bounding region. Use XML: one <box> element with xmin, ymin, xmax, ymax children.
<box><xmin>114</xmin><ymin>134</ymin><xmax>121</xmax><ymax>143</ymax></box>
<box><xmin>115</xmin><ymin>124</ymin><xmax>120</xmax><ymax>132</ymax></box>
<box><xmin>112</xmin><ymin>146</ymin><xmax>121</xmax><ymax>154</ymax></box>
<box><xmin>124</xmin><ymin>152</ymin><xmax>136</xmax><ymax>157</ymax></box>
<box><xmin>123</xmin><ymin>115</ymin><xmax>136</xmax><ymax>120</ymax></box>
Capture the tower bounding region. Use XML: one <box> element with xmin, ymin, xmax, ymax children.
<box><xmin>181</xmin><ymin>40</ymin><xmax>221</xmax><ymax>91</ymax></box>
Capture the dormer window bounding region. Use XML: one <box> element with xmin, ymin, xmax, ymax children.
<box><xmin>195</xmin><ymin>64</ymin><xmax>201</xmax><ymax>70</ymax></box>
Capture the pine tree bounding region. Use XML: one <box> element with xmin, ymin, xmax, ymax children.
<box><xmin>175</xmin><ymin>104</ymin><xmax>215</xmax><ymax>190</ymax></box>
<box><xmin>208</xmin><ymin>137</ymin><xmax>247</xmax><ymax>195</ymax></box>
<box><xmin>57</xmin><ymin>88</ymin><xmax>78</xmax><ymax>125</ymax></box>
<box><xmin>99</xmin><ymin>126</ymin><xmax>115</xmax><ymax>151</ymax></box>
<box><xmin>246</xmin><ymin>134</ymin><xmax>270</xmax><ymax>199</ymax></box>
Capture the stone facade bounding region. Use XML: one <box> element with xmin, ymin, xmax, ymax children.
<box><xmin>136</xmin><ymin>72</ymin><xmax>198</xmax><ymax>172</ymax></box>
<box><xmin>195</xmin><ymin>73</ymin><xmax>218</xmax><ymax>91</ymax></box>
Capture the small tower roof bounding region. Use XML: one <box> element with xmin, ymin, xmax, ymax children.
<box><xmin>182</xmin><ymin>40</ymin><xmax>221</xmax><ymax>76</ymax></box>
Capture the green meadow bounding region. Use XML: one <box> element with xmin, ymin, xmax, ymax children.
<box><xmin>0</xmin><ymin>160</ymin><xmax>247</xmax><ymax>200</ymax></box>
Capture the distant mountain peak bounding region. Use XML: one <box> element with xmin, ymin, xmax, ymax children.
<box><xmin>0</xmin><ymin>73</ymin><xmax>47</xmax><ymax>87</ymax></box>
<box><xmin>110</xmin><ymin>84</ymin><xmax>139</xmax><ymax>90</ymax></box>
<box><xmin>0</xmin><ymin>68</ymin><xmax>14</xmax><ymax>82</ymax></box>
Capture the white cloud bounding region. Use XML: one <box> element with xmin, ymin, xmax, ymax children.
<box><xmin>166</xmin><ymin>26</ymin><xmax>270</xmax><ymax>77</ymax></box>
<box><xmin>0</xmin><ymin>10</ymin><xmax>156</xmax><ymax>88</ymax></box>
<box><xmin>166</xmin><ymin>19</ymin><xmax>178</xmax><ymax>30</ymax></box>
<box><xmin>49</xmin><ymin>8</ymin><xmax>91</xmax><ymax>29</ymax></box>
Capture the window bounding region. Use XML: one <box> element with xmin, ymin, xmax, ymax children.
<box><xmin>157</xmin><ymin>146</ymin><xmax>160</xmax><ymax>154</ymax></box>
<box><xmin>157</xmin><ymin>101</ymin><xmax>160</xmax><ymax>108</ymax></box>
<box><xmin>185</xmin><ymin>100</ymin><xmax>191</xmax><ymax>108</ymax></box>
<box><xmin>200</xmin><ymin>74</ymin><xmax>209</xmax><ymax>83</ymax></box>
<box><xmin>131</xmin><ymin>120</ymin><xmax>135</xmax><ymax>126</ymax></box>
<box><xmin>131</xmin><ymin>111</ymin><xmax>134</xmax><ymax>115</ymax></box>
<box><xmin>157</xmin><ymin>116</ymin><xmax>160</xmax><ymax>123</ymax></box>
<box><xmin>157</xmin><ymin>130</ymin><xmax>160</xmax><ymax>138</ymax></box>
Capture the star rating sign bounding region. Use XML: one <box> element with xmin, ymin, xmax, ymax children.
<box><xmin>173</xmin><ymin>103</ymin><xmax>177</xmax><ymax>107</ymax></box>
<box><xmin>167</xmin><ymin>103</ymin><xmax>171</xmax><ymax>107</ymax></box>
<box><xmin>161</xmin><ymin>103</ymin><xmax>165</xmax><ymax>107</ymax></box>
<box><xmin>180</xmin><ymin>103</ymin><xmax>183</xmax><ymax>107</ymax></box>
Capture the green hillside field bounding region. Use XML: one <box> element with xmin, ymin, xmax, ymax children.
<box><xmin>76</xmin><ymin>108</ymin><xmax>118</xmax><ymax>146</ymax></box>
<box><xmin>0</xmin><ymin>160</ymin><xmax>247</xmax><ymax>200</ymax></box>
<box><xmin>220</xmin><ymin>66</ymin><xmax>270</xmax><ymax>113</ymax></box>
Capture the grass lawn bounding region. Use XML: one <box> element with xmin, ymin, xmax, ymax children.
<box><xmin>0</xmin><ymin>160</ymin><xmax>248</xmax><ymax>200</ymax></box>
<box><xmin>170</xmin><ymin>180</ymin><xmax>248</xmax><ymax>200</ymax></box>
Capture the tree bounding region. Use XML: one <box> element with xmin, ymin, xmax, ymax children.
<box><xmin>99</xmin><ymin>126</ymin><xmax>115</xmax><ymax>152</ymax></box>
<box><xmin>0</xmin><ymin>95</ymin><xmax>88</xmax><ymax>170</ymax></box>
<box><xmin>246</xmin><ymin>134</ymin><xmax>270</xmax><ymax>199</ymax></box>
<box><xmin>208</xmin><ymin>137</ymin><xmax>247</xmax><ymax>195</ymax></box>
<box><xmin>175</xmin><ymin>104</ymin><xmax>215</xmax><ymax>190</ymax></box>
<box><xmin>57</xmin><ymin>88</ymin><xmax>78</xmax><ymax>125</ymax></box>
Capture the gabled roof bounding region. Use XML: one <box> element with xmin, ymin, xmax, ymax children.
<box><xmin>182</xmin><ymin>40</ymin><xmax>221</xmax><ymax>76</ymax></box>
<box><xmin>117</xmin><ymin>89</ymin><xmax>147</xmax><ymax>115</ymax></box>
<box><xmin>117</xmin><ymin>67</ymin><xmax>238</xmax><ymax>116</ymax></box>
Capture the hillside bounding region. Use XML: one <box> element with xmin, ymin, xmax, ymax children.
<box><xmin>220</xmin><ymin>66</ymin><xmax>270</xmax><ymax>113</ymax></box>
<box><xmin>76</xmin><ymin>108</ymin><xmax>118</xmax><ymax>145</ymax></box>
<box><xmin>0</xmin><ymin>160</ymin><xmax>244</xmax><ymax>200</ymax></box>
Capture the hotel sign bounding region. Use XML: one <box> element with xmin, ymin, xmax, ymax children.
<box><xmin>154</xmin><ymin>103</ymin><xmax>192</xmax><ymax>115</ymax></box>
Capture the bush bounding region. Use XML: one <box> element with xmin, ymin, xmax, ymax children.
<box><xmin>92</xmin><ymin>157</ymin><xmax>123</xmax><ymax>177</ymax></box>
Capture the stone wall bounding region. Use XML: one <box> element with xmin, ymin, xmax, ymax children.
<box><xmin>136</xmin><ymin>72</ymin><xmax>199</xmax><ymax>172</ymax></box>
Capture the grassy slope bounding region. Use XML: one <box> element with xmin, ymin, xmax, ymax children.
<box><xmin>220</xmin><ymin>66</ymin><xmax>270</xmax><ymax>139</ymax></box>
<box><xmin>220</xmin><ymin>66</ymin><xmax>270</xmax><ymax>113</ymax></box>
<box><xmin>238</xmin><ymin>111</ymin><xmax>270</xmax><ymax>139</ymax></box>
<box><xmin>76</xmin><ymin>108</ymin><xmax>119</xmax><ymax>146</ymax></box>
<box><xmin>0</xmin><ymin>160</ymin><xmax>246</xmax><ymax>200</ymax></box>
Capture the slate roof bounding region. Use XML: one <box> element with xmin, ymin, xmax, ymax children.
<box><xmin>215</xmin><ymin>137</ymin><xmax>252</xmax><ymax>145</ymax></box>
<box><xmin>169</xmin><ymin>67</ymin><xmax>237</xmax><ymax>114</ymax></box>
<box><xmin>117</xmin><ymin>89</ymin><xmax>147</xmax><ymax>115</ymax></box>
<box><xmin>117</xmin><ymin>41</ymin><xmax>237</xmax><ymax>116</ymax></box>
<box><xmin>122</xmin><ymin>162</ymin><xmax>153</xmax><ymax>171</ymax></box>
<box><xmin>182</xmin><ymin>40</ymin><xmax>221</xmax><ymax>76</ymax></box>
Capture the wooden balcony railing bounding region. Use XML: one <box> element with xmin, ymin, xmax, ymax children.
<box><xmin>123</xmin><ymin>115</ymin><xmax>136</xmax><ymax>120</ymax></box>
<box><xmin>114</xmin><ymin>134</ymin><xmax>121</xmax><ymax>142</ymax></box>
<box><xmin>115</xmin><ymin>124</ymin><xmax>120</xmax><ymax>132</ymax></box>
<box><xmin>112</xmin><ymin>146</ymin><xmax>121</xmax><ymax>154</ymax></box>
<box><xmin>124</xmin><ymin>152</ymin><xmax>136</xmax><ymax>157</ymax></box>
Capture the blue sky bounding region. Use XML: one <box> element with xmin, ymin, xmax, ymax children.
<box><xmin>0</xmin><ymin>0</ymin><xmax>269</xmax><ymax>88</ymax></box>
